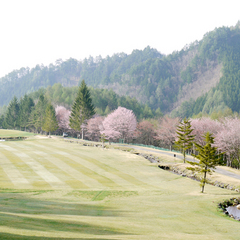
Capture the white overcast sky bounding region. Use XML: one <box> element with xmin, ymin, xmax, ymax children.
<box><xmin>0</xmin><ymin>0</ymin><xmax>239</xmax><ymax>78</ymax></box>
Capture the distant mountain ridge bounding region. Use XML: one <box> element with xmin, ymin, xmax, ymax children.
<box><xmin>1</xmin><ymin>21</ymin><xmax>240</xmax><ymax>118</ymax></box>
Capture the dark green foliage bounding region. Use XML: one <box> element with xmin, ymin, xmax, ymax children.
<box><xmin>5</xmin><ymin>96</ymin><xmax>20</xmax><ymax>129</ymax></box>
<box><xmin>19</xmin><ymin>95</ymin><xmax>34</xmax><ymax>131</ymax></box>
<box><xmin>69</xmin><ymin>80</ymin><xmax>95</xmax><ymax>131</ymax></box>
<box><xmin>188</xmin><ymin>132</ymin><xmax>224</xmax><ymax>193</ymax></box>
<box><xmin>173</xmin><ymin>24</ymin><xmax>240</xmax><ymax>118</ymax></box>
<box><xmin>42</xmin><ymin>104</ymin><xmax>58</xmax><ymax>136</ymax></box>
<box><xmin>29</xmin><ymin>83</ymin><xmax>154</xmax><ymax>119</ymax></box>
<box><xmin>0</xmin><ymin>115</ymin><xmax>4</xmax><ymax>128</ymax></box>
<box><xmin>175</xmin><ymin>118</ymin><xmax>195</xmax><ymax>163</ymax></box>
<box><xmin>28</xmin><ymin>94</ymin><xmax>48</xmax><ymax>133</ymax></box>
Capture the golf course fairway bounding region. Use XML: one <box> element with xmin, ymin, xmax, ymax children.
<box><xmin>0</xmin><ymin>134</ymin><xmax>239</xmax><ymax>239</ymax></box>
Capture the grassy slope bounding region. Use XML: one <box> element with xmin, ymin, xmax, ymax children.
<box><xmin>0</xmin><ymin>134</ymin><xmax>239</xmax><ymax>239</ymax></box>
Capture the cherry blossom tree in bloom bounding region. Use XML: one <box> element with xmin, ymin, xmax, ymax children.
<box><xmin>55</xmin><ymin>105</ymin><xmax>71</xmax><ymax>131</ymax></box>
<box><xmin>155</xmin><ymin>116</ymin><xmax>179</xmax><ymax>149</ymax></box>
<box><xmin>101</xmin><ymin>107</ymin><xmax>137</xmax><ymax>143</ymax></box>
<box><xmin>190</xmin><ymin>117</ymin><xmax>223</xmax><ymax>146</ymax></box>
<box><xmin>135</xmin><ymin>120</ymin><xmax>156</xmax><ymax>145</ymax></box>
<box><xmin>86</xmin><ymin>116</ymin><xmax>104</xmax><ymax>141</ymax></box>
<box><xmin>215</xmin><ymin>117</ymin><xmax>240</xmax><ymax>167</ymax></box>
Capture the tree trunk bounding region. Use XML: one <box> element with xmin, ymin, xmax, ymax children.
<box><xmin>201</xmin><ymin>167</ymin><xmax>207</xmax><ymax>193</ymax></box>
<box><xmin>183</xmin><ymin>150</ymin><xmax>186</xmax><ymax>163</ymax></box>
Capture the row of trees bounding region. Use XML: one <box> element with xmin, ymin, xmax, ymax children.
<box><xmin>2</xmin><ymin>79</ymin><xmax>240</xmax><ymax>173</ymax></box>
<box><xmin>0</xmin><ymin>93</ymin><xmax>58</xmax><ymax>136</ymax></box>
<box><xmin>2</xmin><ymin>82</ymin><xmax>240</xmax><ymax>173</ymax></box>
<box><xmin>57</xmin><ymin>98</ymin><xmax>240</xmax><ymax>173</ymax></box>
<box><xmin>28</xmin><ymin>83</ymin><xmax>162</xmax><ymax>119</ymax></box>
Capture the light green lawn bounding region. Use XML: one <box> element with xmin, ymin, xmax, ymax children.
<box><xmin>0</xmin><ymin>129</ymin><xmax>34</xmax><ymax>138</ymax></box>
<box><xmin>0</xmin><ymin>134</ymin><xmax>239</xmax><ymax>239</ymax></box>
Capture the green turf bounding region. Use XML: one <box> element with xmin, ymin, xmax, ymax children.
<box><xmin>0</xmin><ymin>129</ymin><xmax>34</xmax><ymax>138</ymax></box>
<box><xmin>0</xmin><ymin>132</ymin><xmax>239</xmax><ymax>239</ymax></box>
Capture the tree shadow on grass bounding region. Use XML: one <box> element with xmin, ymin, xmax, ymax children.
<box><xmin>0</xmin><ymin>232</ymin><xmax>115</xmax><ymax>240</ymax></box>
<box><xmin>0</xmin><ymin>193</ymin><xmax>133</xmax><ymax>236</ymax></box>
<box><xmin>0</xmin><ymin>194</ymin><xmax>121</xmax><ymax>217</ymax></box>
<box><xmin>0</xmin><ymin>212</ymin><xmax>127</xmax><ymax>235</ymax></box>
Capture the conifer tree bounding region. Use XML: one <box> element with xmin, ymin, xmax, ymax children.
<box><xmin>19</xmin><ymin>95</ymin><xmax>34</xmax><ymax>131</ymax></box>
<box><xmin>175</xmin><ymin>118</ymin><xmax>195</xmax><ymax>163</ymax></box>
<box><xmin>42</xmin><ymin>103</ymin><xmax>58</xmax><ymax>137</ymax></box>
<box><xmin>28</xmin><ymin>94</ymin><xmax>48</xmax><ymax>133</ymax></box>
<box><xmin>187</xmin><ymin>132</ymin><xmax>223</xmax><ymax>193</ymax></box>
<box><xmin>5</xmin><ymin>96</ymin><xmax>20</xmax><ymax>129</ymax></box>
<box><xmin>69</xmin><ymin>80</ymin><xmax>95</xmax><ymax>135</ymax></box>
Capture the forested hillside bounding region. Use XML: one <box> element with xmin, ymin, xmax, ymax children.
<box><xmin>28</xmin><ymin>84</ymin><xmax>159</xmax><ymax>119</ymax></box>
<box><xmin>1</xmin><ymin>21</ymin><xmax>240</xmax><ymax>117</ymax></box>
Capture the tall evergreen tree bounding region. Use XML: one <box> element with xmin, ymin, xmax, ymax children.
<box><xmin>5</xmin><ymin>96</ymin><xmax>20</xmax><ymax>129</ymax></box>
<box><xmin>42</xmin><ymin>103</ymin><xmax>58</xmax><ymax>137</ymax></box>
<box><xmin>19</xmin><ymin>94</ymin><xmax>35</xmax><ymax>131</ymax></box>
<box><xmin>0</xmin><ymin>115</ymin><xmax>5</xmax><ymax>128</ymax></box>
<box><xmin>69</xmin><ymin>80</ymin><xmax>95</xmax><ymax>135</ymax></box>
<box><xmin>175</xmin><ymin>118</ymin><xmax>195</xmax><ymax>163</ymax></box>
<box><xmin>28</xmin><ymin>94</ymin><xmax>48</xmax><ymax>133</ymax></box>
<box><xmin>187</xmin><ymin>132</ymin><xmax>223</xmax><ymax>193</ymax></box>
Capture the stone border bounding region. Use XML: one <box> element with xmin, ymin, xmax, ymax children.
<box><xmin>0</xmin><ymin>136</ymin><xmax>27</xmax><ymax>141</ymax></box>
<box><xmin>218</xmin><ymin>197</ymin><xmax>240</xmax><ymax>221</ymax></box>
<box><xmin>158</xmin><ymin>164</ymin><xmax>240</xmax><ymax>193</ymax></box>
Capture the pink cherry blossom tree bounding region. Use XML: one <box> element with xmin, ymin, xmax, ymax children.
<box><xmin>135</xmin><ymin>120</ymin><xmax>156</xmax><ymax>145</ymax></box>
<box><xmin>190</xmin><ymin>117</ymin><xmax>223</xmax><ymax>146</ymax></box>
<box><xmin>55</xmin><ymin>105</ymin><xmax>71</xmax><ymax>132</ymax></box>
<box><xmin>101</xmin><ymin>107</ymin><xmax>137</xmax><ymax>143</ymax></box>
<box><xmin>155</xmin><ymin>116</ymin><xmax>179</xmax><ymax>149</ymax></box>
<box><xmin>86</xmin><ymin>116</ymin><xmax>104</xmax><ymax>141</ymax></box>
<box><xmin>215</xmin><ymin>117</ymin><xmax>240</xmax><ymax>168</ymax></box>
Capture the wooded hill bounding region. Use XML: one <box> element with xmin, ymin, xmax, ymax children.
<box><xmin>1</xmin><ymin>21</ymin><xmax>240</xmax><ymax>118</ymax></box>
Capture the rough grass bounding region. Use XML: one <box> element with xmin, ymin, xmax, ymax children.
<box><xmin>0</xmin><ymin>134</ymin><xmax>239</xmax><ymax>239</ymax></box>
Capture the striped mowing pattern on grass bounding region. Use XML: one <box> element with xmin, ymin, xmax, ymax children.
<box><xmin>27</xmin><ymin>140</ymin><xmax>158</xmax><ymax>189</ymax></box>
<box><xmin>0</xmin><ymin>144</ymin><xmax>71</xmax><ymax>189</ymax></box>
<box><xmin>0</xmin><ymin>150</ymin><xmax>30</xmax><ymax>187</ymax></box>
<box><xmin>22</xmin><ymin>141</ymin><xmax>122</xmax><ymax>189</ymax></box>
<box><xmin>0</xmin><ymin>138</ymin><xmax>160</xmax><ymax>190</ymax></box>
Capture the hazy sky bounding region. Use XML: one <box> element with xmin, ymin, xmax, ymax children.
<box><xmin>0</xmin><ymin>0</ymin><xmax>239</xmax><ymax>78</ymax></box>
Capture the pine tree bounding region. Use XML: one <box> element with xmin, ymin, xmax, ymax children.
<box><xmin>175</xmin><ymin>118</ymin><xmax>195</xmax><ymax>163</ymax></box>
<box><xmin>5</xmin><ymin>96</ymin><xmax>20</xmax><ymax>129</ymax></box>
<box><xmin>28</xmin><ymin>94</ymin><xmax>48</xmax><ymax>133</ymax></box>
<box><xmin>42</xmin><ymin>104</ymin><xmax>58</xmax><ymax>137</ymax></box>
<box><xmin>187</xmin><ymin>132</ymin><xmax>223</xmax><ymax>193</ymax></box>
<box><xmin>69</xmin><ymin>80</ymin><xmax>95</xmax><ymax>134</ymax></box>
<box><xmin>19</xmin><ymin>95</ymin><xmax>34</xmax><ymax>131</ymax></box>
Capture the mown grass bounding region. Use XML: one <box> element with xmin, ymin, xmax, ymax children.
<box><xmin>0</xmin><ymin>129</ymin><xmax>34</xmax><ymax>138</ymax></box>
<box><xmin>0</xmin><ymin>133</ymin><xmax>239</xmax><ymax>239</ymax></box>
